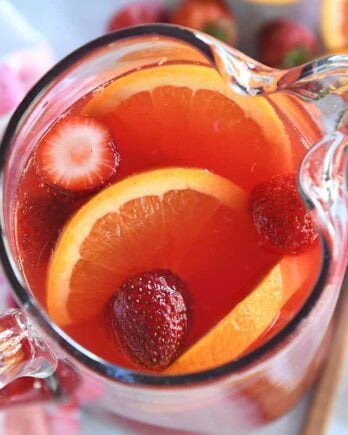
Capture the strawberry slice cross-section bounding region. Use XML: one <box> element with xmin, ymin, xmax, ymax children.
<box><xmin>35</xmin><ymin>115</ymin><xmax>120</xmax><ymax>194</ymax></box>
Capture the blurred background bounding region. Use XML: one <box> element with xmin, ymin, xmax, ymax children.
<box><xmin>0</xmin><ymin>0</ymin><xmax>341</xmax><ymax>128</ymax></box>
<box><xmin>8</xmin><ymin>0</ymin><xmax>323</xmax><ymax>58</ymax></box>
<box><xmin>0</xmin><ymin>0</ymin><xmax>347</xmax><ymax>434</ymax></box>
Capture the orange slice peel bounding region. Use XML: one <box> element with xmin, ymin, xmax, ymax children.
<box><xmin>47</xmin><ymin>168</ymin><xmax>246</xmax><ymax>326</ymax></box>
<box><xmin>165</xmin><ymin>264</ymin><xmax>284</xmax><ymax>374</ymax></box>
<box><xmin>82</xmin><ymin>64</ymin><xmax>293</xmax><ymax>190</ymax></box>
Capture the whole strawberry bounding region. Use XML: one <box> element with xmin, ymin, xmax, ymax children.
<box><xmin>259</xmin><ymin>19</ymin><xmax>317</xmax><ymax>68</ymax></box>
<box><xmin>107</xmin><ymin>1</ymin><xmax>167</xmax><ymax>32</ymax></box>
<box><xmin>171</xmin><ymin>0</ymin><xmax>237</xmax><ymax>46</ymax></box>
<box><xmin>16</xmin><ymin>193</ymin><xmax>77</xmax><ymax>269</ymax></box>
<box><xmin>111</xmin><ymin>270</ymin><xmax>188</xmax><ymax>370</ymax></box>
<box><xmin>250</xmin><ymin>173</ymin><xmax>317</xmax><ymax>254</ymax></box>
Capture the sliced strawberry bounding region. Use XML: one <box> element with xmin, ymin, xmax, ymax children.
<box><xmin>35</xmin><ymin>116</ymin><xmax>120</xmax><ymax>194</ymax></box>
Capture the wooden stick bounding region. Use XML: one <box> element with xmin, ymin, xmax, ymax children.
<box><xmin>302</xmin><ymin>278</ymin><xmax>348</xmax><ymax>435</ymax></box>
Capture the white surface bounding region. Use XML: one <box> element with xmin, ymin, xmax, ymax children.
<box><xmin>0</xmin><ymin>0</ymin><xmax>43</xmax><ymax>55</ymax></box>
<box><xmin>6</xmin><ymin>1</ymin><xmax>347</xmax><ymax>434</ymax></box>
<box><xmin>79</xmin><ymin>393</ymin><xmax>312</xmax><ymax>435</ymax></box>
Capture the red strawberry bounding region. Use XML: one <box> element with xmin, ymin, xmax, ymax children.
<box><xmin>250</xmin><ymin>173</ymin><xmax>318</xmax><ymax>255</ymax></box>
<box><xmin>171</xmin><ymin>0</ymin><xmax>237</xmax><ymax>46</ymax></box>
<box><xmin>35</xmin><ymin>116</ymin><xmax>120</xmax><ymax>194</ymax></box>
<box><xmin>16</xmin><ymin>193</ymin><xmax>78</xmax><ymax>269</ymax></box>
<box><xmin>259</xmin><ymin>19</ymin><xmax>317</xmax><ymax>68</ymax></box>
<box><xmin>111</xmin><ymin>270</ymin><xmax>188</xmax><ymax>370</ymax></box>
<box><xmin>107</xmin><ymin>2</ymin><xmax>167</xmax><ymax>32</ymax></box>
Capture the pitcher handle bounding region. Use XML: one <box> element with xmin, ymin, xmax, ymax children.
<box><xmin>299</xmin><ymin>131</ymin><xmax>348</xmax><ymax>278</ymax></box>
<box><xmin>0</xmin><ymin>309</ymin><xmax>57</xmax><ymax>388</ymax></box>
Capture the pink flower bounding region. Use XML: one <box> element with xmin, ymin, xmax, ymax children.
<box><xmin>4</xmin><ymin>404</ymin><xmax>49</xmax><ymax>435</ymax></box>
<box><xmin>47</xmin><ymin>403</ymin><xmax>80</xmax><ymax>435</ymax></box>
<box><xmin>0</xmin><ymin>65</ymin><xmax>23</xmax><ymax>116</ymax></box>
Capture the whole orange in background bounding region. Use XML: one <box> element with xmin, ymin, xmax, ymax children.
<box><xmin>321</xmin><ymin>0</ymin><xmax>348</xmax><ymax>50</ymax></box>
<box><xmin>244</xmin><ymin>0</ymin><xmax>299</xmax><ymax>3</ymax></box>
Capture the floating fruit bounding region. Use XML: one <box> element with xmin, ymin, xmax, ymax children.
<box><xmin>111</xmin><ymin>269</ymin><xmax>188</xmax><ymax>370</ymax></box>
<box><xmin>47</xmin><ymin>167</ymin><xmax>248</xmax><ymax>325</ymax></box>
<box><xmin>83</xmin><ymin>64</ymin><xmax>293</xmax><ymax>190</ymax></box>
<box><xmin>250</xmin><ymin>173</ymin><xmax>317</xmax><ymax>254</ymax></box>
<box><xmin>35</xmin><ymin>116</ymin><xmax>119</xmax><ymax>195</ymax></box>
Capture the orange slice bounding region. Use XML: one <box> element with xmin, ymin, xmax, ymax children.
<box><xmin>165</xmin><ymin>265</ymin><xmax>283</xmax><ymax>374</ymax></box>
<box><xmin>321</xmin><ymin>0</ymin><xmax>348</xmax><ymax>49</ymax></box>
<box><xmin>82</xmin><ymin>64</ymin><xmax>292</xmax><ymax>190</ymax></box>
<box><xmin>165</xmin><ymin>248</ymin><xmax>319</xmax><ymax>375</ymax></box>
<box><xmin>47</xmin><ymin>168</ymin><xmax>251</xmax><ymax>326</ymax></box>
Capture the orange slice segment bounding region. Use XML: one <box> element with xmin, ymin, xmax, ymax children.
<box><xmin>321</xmin><ymin>0</ymin><xmax>348</xmax><ymax>49</ymax></box>
<box><xmin>165</xmin><ymin>247</ymin><xmax>319</xmax><ymax>374</ymax></box>
<box><xmin>47</xmin><ymin>168</ymin><xmax>252</xmax><ymax>326</ymax></box>
<box><xmin>82</xmin><ymin>64</ymin><xmax>292</xmax><ymax>190</ymax></box>
<box><xmin>166</xmin><ymin>264</ymin><xmax>283</xmax><ymax>374</ymax></box>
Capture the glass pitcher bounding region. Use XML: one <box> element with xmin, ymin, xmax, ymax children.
<box><xmin>0</xmin><ymin>25</ymin><xmax>347</xmax><ymax>433</ymax></box>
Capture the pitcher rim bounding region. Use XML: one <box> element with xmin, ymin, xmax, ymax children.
<box><xmin>0</xmin><ymin>24</ymin><xmax>330</xmax><ymax>386</ymax></box>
